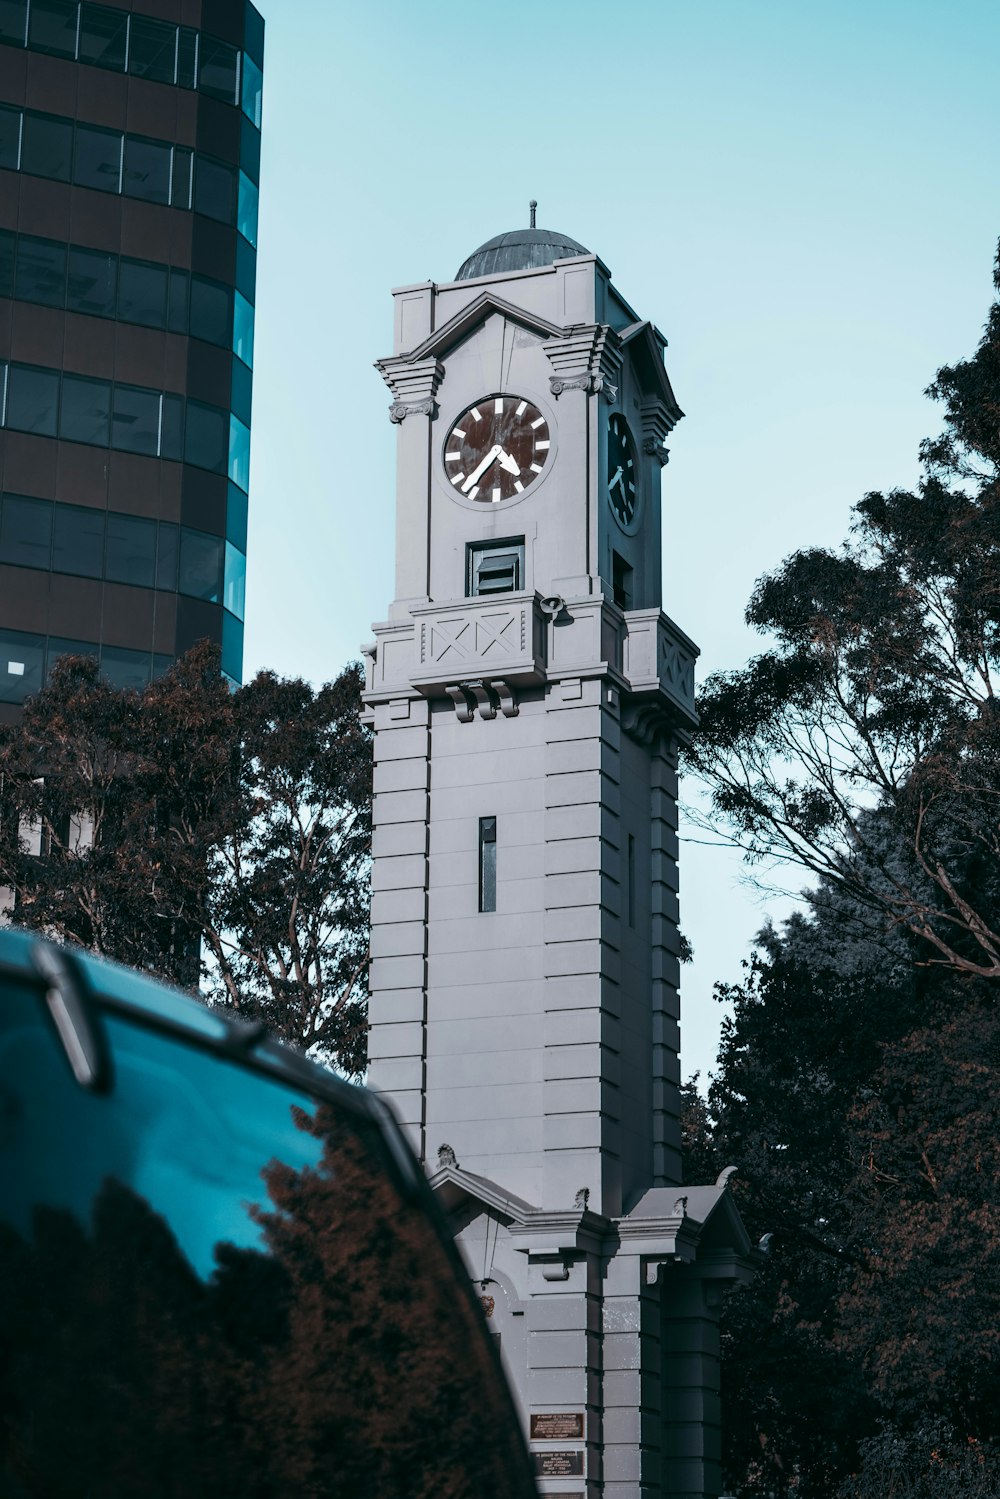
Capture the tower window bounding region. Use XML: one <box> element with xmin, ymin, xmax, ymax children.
<box><xmin>479</xmin><ymin>817</ymin><xmax>497</xmax><ymax>913</ymax></box>
<box><xmin>612</xmin><ymin>550</ymin><xmax>633</xmax><ymax>610</ymax></box>
<box><xmin>468</xmin><ymin>539</ymin><xmax>524</xmax><ymax>597</ymax></box>
<box><xmin>628</xmin><ymin>834</ymin><xmax>636</xmax><ymax>928</ymax></box>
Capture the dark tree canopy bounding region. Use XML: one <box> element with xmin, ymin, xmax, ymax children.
<box><xmin>0</xmin><ymin>643</ymin><xmax>372</xmax><ymax>1074</ymax></box>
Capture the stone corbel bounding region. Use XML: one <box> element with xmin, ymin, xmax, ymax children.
<box><xmin>375</xmin><ymin>355</ymin><xmax>446</xmax><ymax>423</ymax></box>
<box><xmin>640</xmin><ymin>395</ymin><xmax>675</xmax><ymax>464</ymax></box>
<box><xmin>445</xmin><ymin>680</ymin><xmax>519</xmax><ymax>721</ymax></box>
<box><xmin>545</xmin><ymin>324</ymin><xmax>621</xmax><ymax>400</ymax></box>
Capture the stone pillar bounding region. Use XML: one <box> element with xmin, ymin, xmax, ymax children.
<box><xmin>366</xmin><ymin>696</ymin><xmax>431</xmax><ymax>1157</ymax></box>
<box><xmin>660</xmin><ymin>1269</ymin><xmax>725</xmax><ymax>1499</ymax></box>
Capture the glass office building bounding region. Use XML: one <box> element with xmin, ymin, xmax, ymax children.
<box><xmin>0</xmin><ymin>0</ymin><xmax>262</xmax><ymax>721</ymax></box>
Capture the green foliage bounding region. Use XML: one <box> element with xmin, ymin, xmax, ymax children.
<box><xmin>0</xmin><ymin>643</ymin><xmax>372</xmax><ymax>1074</ymax></box>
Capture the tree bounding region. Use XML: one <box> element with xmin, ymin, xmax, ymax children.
<box><xmin>686</xmin><ymin>241</ymin><xmax>1000</xmax><ymax>981</ymax></box>
<box><xmin>683</xmin><ymin>238</ymin><xmax>1000</xmax><ymax>1495</ymax></box>
<box><xmin>0</xmin><ymin>644</ymin><xmax>372</xmax><ymax>1073</ymax></box>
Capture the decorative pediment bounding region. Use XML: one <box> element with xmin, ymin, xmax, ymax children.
<box><xmin>618</xmin><ymin>319</ymin><xmax>684</xmax><ymax>423</ymax></box>
<box><xmin>395</xmin><ymin>291</ymin><xmax>566</xmax><ymax>364</ymax></box>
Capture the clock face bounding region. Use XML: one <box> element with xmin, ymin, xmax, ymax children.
<box><xmin>607</xmin><ymin>413</ymin><xmax>638</xmax><ymax>527</ymax></box>
<box><xmin>444</xmin><ymin>395</ymin><xmax>550</xmax><ymax>503</ymax></box>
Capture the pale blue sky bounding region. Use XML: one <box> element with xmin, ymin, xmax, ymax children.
<box><xmin>244</xmin><ymin>0</ymin><xmax>1000</xmax><ymax>1082</ymax></box>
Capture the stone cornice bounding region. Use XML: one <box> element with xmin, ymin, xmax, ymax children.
<box><xmin>375</xmin><ymin>355</ymin><xmax>446</xmax><ymax>421</ymax></box>
<box><xmin>544</xmin><ymin>324</ymin><xmax>622</xmax><ymax>399</ymax></box>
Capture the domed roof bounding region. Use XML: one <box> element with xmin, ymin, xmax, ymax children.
<box><xmin>455</xmin><ymin>224</ymin><xmax>590</xmax><ymax>281</ymax></box>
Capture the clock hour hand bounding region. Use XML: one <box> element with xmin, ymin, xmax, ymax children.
<box><xmin>609</xmin><ymin>465</ymin><xmax>624</xmax><ymax>493</ymax></box>
<box><xmin>496</xmin><ymin>447</ymin><xmax>521</xmax><ymax>477</ymax></box>
<box><xmin>462</xmin><ymin>443</ymin><xmax>502</xmax><ymax>493</ymax></box>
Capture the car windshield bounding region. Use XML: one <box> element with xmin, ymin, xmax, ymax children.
<box><xmin>0</xmin><ymin>972</ymin><xmax>537</xmax><ymax>1499</ymax></box>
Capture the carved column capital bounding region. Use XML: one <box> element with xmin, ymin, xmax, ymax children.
<box><xmin>544</xmin><ymin>324</ymin><xmax>621</xmax><ymax>400</ymax></box>
<box><xmin>376</xmin><ymin>355</ymin><xmax>446</xmax><ymax>423</ymax></box>
<box><xmin>639</xmin><ymin>395</ymin><xmax>675</xmax><ymax>465</ymax></box>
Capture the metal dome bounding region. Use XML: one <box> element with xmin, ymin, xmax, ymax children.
<box><xmin>455</xmin><ymin>225</ymin><xmax>590</xmax><ymax>281</ymax></box>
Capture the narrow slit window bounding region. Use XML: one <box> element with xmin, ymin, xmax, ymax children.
<box><xmin>627</xmin><ymin>833</ymin><xmax>636</xmax><ymax>928</ymax></box>
<box><xmin>612</xmin><ymin>550</ymin><xmax>633</xmax><ymax>610</ymax></box>
<box><xmin>479</xmin><ymin>816</ymin><xmax>497</xmax><ymax>913</ymax></box>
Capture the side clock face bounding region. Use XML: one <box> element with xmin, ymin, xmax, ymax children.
<box><xmin>607</xmin><ymin>413</ymin><xmax>638</xmax><ymax>526</ymax></box>
<box><xmin>444</xmin><ymin>395</ymin><xmax>550</xmax><ymax>503</ymax></box>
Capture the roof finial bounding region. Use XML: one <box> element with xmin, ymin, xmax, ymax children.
<box><xmin>529</xmin><ymin>199</ymin><xmax>537</xmax><ymax>229</ymax></box>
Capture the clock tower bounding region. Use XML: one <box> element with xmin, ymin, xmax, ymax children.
<box><xmin>363</xmin><ymin>216</ymin><xmax>754</xmax><ymax>1499</ymax></box>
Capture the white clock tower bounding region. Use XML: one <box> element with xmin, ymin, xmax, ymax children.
<box><xmin>363</xmin><ymin>214</ymin><xmax>754</xmax><ymax>1499</ymax></box>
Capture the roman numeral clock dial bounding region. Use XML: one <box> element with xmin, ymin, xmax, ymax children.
<box><xmin>607</xmin><ymin>412</ymin><xmax>638</xmax><ymax>526</ymax></box>
<box><xmin>444</xmin><ymin>395</ymin><xmax>550</xmax><ymax>502</ymax></box>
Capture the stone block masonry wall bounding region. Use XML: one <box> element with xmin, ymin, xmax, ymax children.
<box><xmin>543</xmin><ymin>678</ymin><xmax>626</xmax><ymax>1217</ymax></box>
<box><xmin>650</xmin><ymin>742</ymin><xmax>683</xmax><ymax>1187</ymax></box>
<box><xmin>660</xmin><ymin>1272</ymin><xmax>725</xmax><ymax>1499</ymax></box>
<box><xmin>366</xmin><ymin>697</ymin><xmax>431</xmax><ymax>1158</ymax></box>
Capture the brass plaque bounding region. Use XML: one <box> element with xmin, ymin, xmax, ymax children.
<box><xmin>533</xmin><ymin>1451</ymin><xmax>584</xmax><ymax>1477</ymax></box>
<box><xmin>530</xmin><ymin>1412</ymin><xmax>585</xmax><ymax>1441</ymax></box>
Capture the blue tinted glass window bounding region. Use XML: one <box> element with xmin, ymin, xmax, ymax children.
<box><xmin>6</xmin><ymin>365</ymin><xmax>58</xmax><ymax>435</ymax></box>
<box><xmin>28</xmin><ymin>0</ymin><xmax>78</xmax><ymax>58</ymax></box>
<box><xmin>198</xmin><ymin>36</ymin><xmax>238</xmax><ymax>103</ymax></box>
<box><xmin>235</xmin><ymin>234</ymin><xmax>256</xmax><ymax>302</ymax></box>
<box><xmin>237</xmin><ymin>170</ymin><xmax>258</xmax><ymax>247</ymax></box>
<box><xmin>67</xmin><ymin>245</ymin><xmax>116</xmax><ymax>316</ymax></box>
<box><xmin>21</xmin><ymin>112</ymin><xmax>72</xmax><ymax>181</ymax></box>
<box><xmin>152</xmin><ymin>651</ymin><xmax>174</xmax><ymax>678</ymax></box>
<box><xmin>232</xmin><ymin>290</ymin><xmax>254</xmax><ymax>368</ymax></box>
<box><xmin>52</xmin><ymin>504</ymin><xmax>104</xmax><ymax>577</ymax></box>
<box><xmin>0</xmin><ymin>2</ymin><xmax>27</xmax><ymax>45</ymax></box>
<box><xmin>225</xmin><ymin>483</ymin><xmax>247</xmax><ymax>551</ymax></box>
<box><xmin>179</xmin><ymin>527</ymin><xmax>223</xmax><ymax>602</ymax></box>
<box><xmin>170</xmin><ymin>146</ymin><xmax>192</xmax><ymax>209</ymax></box>
<box><xmin>0</xmin><ymin>494</ymin><xmax>51</xmax><ymax>568</ymax></box>
<box><xmin>228</xmin><ymin>414</ymin><xmax>250</xmax><ymax>493</ymax></box>
<box><xmin>160</xmin><ymin>393</ymin><xmax>183</xmax><ymax>461</ymax></box>
<box><xmin>167</xmin><ymin>267</ymin><xmax>189</xmax><ymax>333</ymax></box>
<box><xmin>101</xmin><ymin>644</ymin><xmax>150</xmax><ymax>691</ymax></box>
<box><xmin>0</xmin><ymin>230</ymin><xmax>11</xmax><ymax>297</ymax></box>
<box><xmin>223</xmin><ymin>540</ymin><xmax>245</xmax><ymax>621</ymax></box>
<box><xmin>47</xmin><ymin>637</ymin><xmax>99</xmax><ymax>678</ymax></box>
<box><xmin>127</xmin><ymin>15</ymin><xmax>176</xmax><ymax>84</ymax></box>
<box><xmin>0</xmin><ymin>105</ymin><xmax>19</xmax><ymax>170</ymax></box>
<box><xmin>111</xmin><ymin>385</ymin><xmax>159</xmax><ymax>456</ymax></box>
<box><xmin>239</xmin><ymin>114</ymin><xmax>260</xmax><ymax>183</ymax></box>
<box><xmin>189</xmin><ymin>274</ymin><xmax>230</xmax><ymax>347</ymax></box>
<box><xmin>230</xmin><ymin>358</ymin><xmax>251</xmax><ymax>426</ymax></box>
<box><xmin>14</xmin><ymin>236</ymin><xmax>66</xmax><ymax>307</ymax></box>
<box><xmin>106</xmin><ymin>512</ymin><xmax>156</xmax><ymax>587</ymax></box>
<box><xmin>155</xmin><ymin>521</ymin><xmax>178</xmax><ymax>590</ymax></box>
<box><xmin>0</xmin><ymin>628</ymin><xmax>44</xmax><ymax>703</ymax></box>
<box><xmin>221</xmin><ymin>608</ymin><xmax>243</xmax><ymax>682</ymax></box>
<box><xmin>73</xmin><ymin>121</ymin><xmax>121</xmax><ymax>192</ymax></box>
<box><xmin>117</xmin><ymin>259</ymin><xmax>167</xmax><ymax>328</ymax></box>
<box><xmin>123</xmin><ymin>135</ymin><xmax>170</xmax><ymax>204</ymax></box>
<box><xmin>244</xmin><ymin>2</ymin><xmax>264</xmax><ymax>66</ymax></box>
<box><xmin>194</xmin><ymin>155</ymin><xmax>235</xmax><ymax>225</ymax></box>
<box><xmin>241</xmin><ymin>52</ymin><xmax>262</xmax><ymax>129</ymax></box>
<box><xmin>184</xmin><ymin>400</ymin><xmax>227</xmax><ymax>474</ymax></box>
<box><xmin>176</xmin><ymin>26</ymin><xmax>197</xmax><ymax>88</ymax></box>
<box><xmin>59</xmin><ymin>373</ymin><xmax>111</xmax><ymax>445</ymax></box>
<box><xmin>78</xmin><ymin>3</ymin><xmax>126</xmax><ymax>68</ymax></box>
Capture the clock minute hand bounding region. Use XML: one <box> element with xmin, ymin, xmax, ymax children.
<box><xmin>609</xmin><ymin>465</ymin><xmax>624</xmax><ymax>492</ymax></box>
<box><xmin>462</xmin><ymin>444</ymin><xmax>502</xmax><ymax>493</ymax></box>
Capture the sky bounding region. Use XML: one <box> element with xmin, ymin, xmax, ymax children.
<box><xmin>243</xmin><ymin>0</ymin><xmax>1000</xmax><ymax>1085</ymax></box>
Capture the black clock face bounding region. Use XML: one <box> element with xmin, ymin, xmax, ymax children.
<box><xmin>607</xmin><ymin>414</ymin><xmax>638</xmax><ymax>526</ymax></box>
<box><xmin>444</xmin><ymin>395</ymin><xmax>550</xmax><ymax>503</ymax></box>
